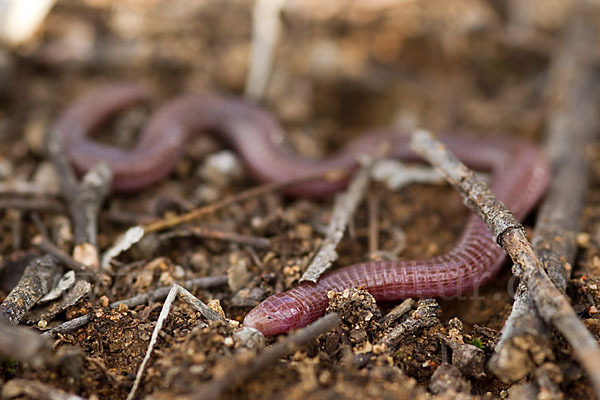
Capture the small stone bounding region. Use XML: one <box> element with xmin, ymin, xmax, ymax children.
<box><xmin>429</xmin><ymin>363</ymin><xmax>471</xmax><ymax>394</ymax></box>
<box><xmin>230</xmin><ymin>287</ymin><xmax>267</xmax><ymax>307</ymax></box>
<box><xmin>0</xmin><ymin>156</ymin><xmax>13</xmax><ymax>179</ymax></box>
<box><xmin>37</xmin><ymin>320</ymin><xmax>48</xmax><ymax>329</ymax></box>
<box><xmin>373</xmin><ymin>344</ymin><xmax>385</xmax><ymax>354</ymax></box>
<box><xmin>73</xmin><ymin>243</ymin><xmax>99</xmax><ymax>270</ymax></box>
<box><xmin>233</xmin><ymin>327</ymin><xmax>264</xmax><ymax>349</ymax></box>
<box><xmin>224</xmin><ymin>337</ymin><xmax>234</xmax><ymax>347</ymax></box>
<box><xmin>159</xmin><ymin>271</ymin><xmax>174</xmax><ymax>286</ymax></box>
<box><xmin>451</xmin><ymin>342</ymin><xmax>487</xmax><ymax>379</ymax></box>
<box><xmin>577</xmin><ymin>232</ymin><xmax>591</xmax><ymax>248</ymax></box>
<box><xmin>189</xmin><ymin>252</ymin><xmax>209</xmax><ymax>272</ymax></box>
<box><xmin>99</xmin><ymin>296</ymin><xmax>110</xmax><ymax>308</ymax></box>
<box><xmin>296</xmin><ymin>224</ymin><xmax>313</xmax><ymax>239</ymax></box>
<box><xmin>31</xmin><ymin>161</ymin><xmax>60</xmax><ymax>192</ymax></box>
<box><xmin>197</xmin><ymin>150</ymin><xmax>243</xmax><ymax>187</ymax></box>
<box><xmin>208</xmin><ymin>299</ymin><xmax>226</xmax><ymax>319</ymax></box>
<box><xmin>137</xmin><ymin>234</ymin><xmax>160</xmax><ymax>259</ymax></box>
<box><xmin>227</xmin><ymin>258</ymin><xmax>249</xmax><ymax>293</ymax></box>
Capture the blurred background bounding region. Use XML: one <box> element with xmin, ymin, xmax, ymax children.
<box><xmin>0</xmin><ymin>0</ymin><xmax>577</xmax><ymax>162</ymax></box>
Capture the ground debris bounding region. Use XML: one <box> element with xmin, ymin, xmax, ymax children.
<box><xmin>325</xmin><ymin>288</ymin><xmax>382</xmax><ymax>351</ymax></box>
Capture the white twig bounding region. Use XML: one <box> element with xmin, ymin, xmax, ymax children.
<box><xmin>300</xmin><ymin>157</ymin><xmax>374</xmax><ymax>283</ymax></box>
<box><xmin>244</xmin><ymin>0</ymin><xmax>287</xmax><ymax>101</ymax></box>
<box><xmin>126</xmin><ymin>284</ymin><xmax>227</xmax><ymax>400</ymax></box>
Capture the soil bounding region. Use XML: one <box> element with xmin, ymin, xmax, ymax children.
<box><xmin>0</xmin><ymin>0</ymin><xmax>598</xmax><ymax>399</ymax></box>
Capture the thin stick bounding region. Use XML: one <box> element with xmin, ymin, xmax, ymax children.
<box><xmin>300</xmin><ymin>158</ymin><xmax>375</xmax><ymax>283</ymax></box>
<box><xmin>33</xmin><ymin>235</ymin><xmax>91</xmax><ymax>274</ymax></box>
<box><xmin>0</xmin><ymin>182</ymin><xmax>60</xmax><ymax>196</ymax></box>
<box><xmin>381</xmin><ymin>299</ymin><xmax>440</xmax><ymax>349</ymax></box>
<box><xmin>45</xmin><ymin>130</ymin><xmax>112</xmax><ymax>269</ymax></box>
<box><xmin>42</xmin><ymin>275</ymin><xmax>228</xmax><ymax>338</ymax></box>
<box><xmin>142</xmin><ymin>170</ymin><xmax>344</xmax><ymax>233</ymax></box>
<box><xmin>411</xmin><ymin>130</ymin><xmax>600</xmax><ymax>398</ymax></box>
<box><xmin>126</xmin><ymin>285</ymin><xmax>178</xmax><ymax>400</ymax></box>
<box><xmin>367</xmin><ymin>191</ymin><xmax>380</xmax><ymax>257</ymax></box>
<box><xmin>490</xmin><ymin>1</ymin><xmax>600</xmax><ymax>382</ymax></box>
<box><xmin>158</xmin><ymin>226</ymin><xmax>271</xmax><ymax>249</ymax></box>
<box><xmin>244</xmin><ymin>0</ymin><xmax>287</xmax><ymax>101</ymax></box>
<box><xmin>126</xmin><ymin>284</ymin><xmax>227</xmax><ymax>400</ymax></box>
<box><xmin>194</xmin><ymin>313</ymin><xmax>341</xmax><ymax>400</ymax></box>
<box><xmin>0</xmin><ymin>197</ymin><xmax>64</xmax><ymax>212</ymax></box>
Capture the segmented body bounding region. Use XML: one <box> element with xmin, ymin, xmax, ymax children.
<box><xmin>52</xmin><ymin>84</ymin><xmax>550</xmax><ymax>335</ymax></box>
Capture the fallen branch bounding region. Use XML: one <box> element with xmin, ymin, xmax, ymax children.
<box><xmin>45</xmin><ymin>129</ymin><xmax>112</xmax><ymax>269</ymax></box>
<box><xmin>411</xmin><ymin>130</ymin><xmax>600</xmax><ymax>397</ymax></box>
<box><xmin>194</xmin><ymin>313</ymin><xmax>341</xmax><ymax>400</ymax></box>
<box><xmin>490</xmin><ymin>1</ymin><xmax>600</xmax><ymax>382</ymax></box>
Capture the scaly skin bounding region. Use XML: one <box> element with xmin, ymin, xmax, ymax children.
<box><xmin>51</xmin><ymin>83</ymin><xmax>550</xmax><ymax>335</ymax></box>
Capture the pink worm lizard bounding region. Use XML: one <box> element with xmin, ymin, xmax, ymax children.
<box><xmin>52</xmin><ymin>83</ymin><xmax>551</xmax><ymax>335</ymax></box>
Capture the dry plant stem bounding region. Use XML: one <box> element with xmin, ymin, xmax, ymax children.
<box><xmin>33</xmin><ymin>236</ymin><xmax>90</xmax><ymax>274</ymax></box>
<box><xmin>367</xmin><ymin>191</ymin><xmax>380</xmax><ymax>256</ymax></box>
<box><xmin>1</xmin><ymin>379</ymin><xmax>87</xmax><ymax>400</ymax></box>
<box><xmin>194</xmin><ymin>313</ymin><xmax>341</xmax><ymax>400</ymax></box>
<box><xmin>381</xmin><ymin>298</ymin><xmax>415</xmax><ymax>325</ymax></box>
<box><xmin>158</xmin><ymin>226</ymin><xmax>271</xmax><ymax>249</ymax></box>
<box><xmin>0</xmin><ymin>182</ymin><xmax>60</xmax><ymax>196</ymax></box>
<box><xmin>0</xmin><ymin>197</ymin><xmax>64</xmax><ymax>212</ymax></box>
<box><xmin>0</xmin><ymin>320</ymin><xmax>53</xmax><ymax>368</ymax></box>
<box><xmin>42</xmin><ymin>275</ymin><xmax>228</xmax><ymax>338</ymax></box>
<box><xmin>381</xmin><ymin>299</ymin><xmax>440</xmax><ymax>349</ymax></box>
<box><xmin>301</xmin><ymin>159</ymin><xmax>375</xmax><ymax>283</ymax></box>
<box><xmin>127</xmin><ymin>284</ymin><xmax>225</xmax><ymax>400</ymax></box>
<box><xmin>143</xmin><ymin>170</ymin><xmax>343</xmax><ymax>233</ymax></box>
<box><xmin>0</xmin><ymin>255</ymin><xmax>60</xmax><ymax>324</ymax></box>
<box><xmin>244</xmin><ymin>0</ymin><xmax>286</xmax><ymax>100</ymax></box>
<box><xmin>411</xmin><ymin>130</ymin><xmax>600</xmax><ymax>398</ymax></box>
<box><xmin>490</xmin><ymin>2</ymin><xmax>599</xmax><ymax>381</ymax></box>
<box><xmin>45</xmin><ymin>131</ymin><xmax>112</xmax><ymax>248</ymax></box>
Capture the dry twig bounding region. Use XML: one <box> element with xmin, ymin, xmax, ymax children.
<box><xmin>301</xmin><ymin>158</ymin><xmax>375</xmax><ymax>283</ymax></box>
<box><xmin>244</xmin><ymin>0</ymin><xmax>286</xmax><ymax>101</ymax></box>
<box><xmin>381</xmin><ymin>299</ymin><xmax>440</xmax><ymax>349</ymax></box>
<box><xmin>143</xmin><ymin>170</ymin><xmax>343</xmax><ymax>233</ymax></box>
<box><xmin>0</xmin><ymin>255</ymin><xmax>61</xmax><ymax>324</ymax></box>
<box><xmin>411</xmin><ymin>130</ymin><xmax>600</xmax><ymax>397</ymax></box>
<box><xmin>158</xmin><ymin>226</ymin><xmax>271</xmax><ymax>249</ymax></box>
<box><xmin>126</xmin><ymin>284</ymin><xmax>226</xmax><ymax>400</ymax></box>
<box><xmin>45</xmin><ymin>130</ymin><xmax>112</xmax><ymax>268</ymax></box>
<box><xmin>42</xmin><ymin>275</ymin><xmax>228</xmax><ymax>338</ymax></box>
<box><xmin>490</xmin><ymin>1</ymin><xmax>600</xmax><ymax>382</ymax></box>
<box><xmin>194</xmin><ymin>313</ymin><xmax>341</xmax><ymax>400</ymax></box>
